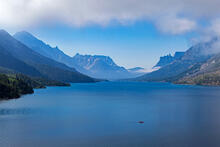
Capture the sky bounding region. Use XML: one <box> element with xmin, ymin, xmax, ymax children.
<box><xmin>1</xmin><ymin>0</ymin><xmax>220</xmax><ymax>69</ymax></box>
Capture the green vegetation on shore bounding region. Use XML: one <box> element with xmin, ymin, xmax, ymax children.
<box><xmin>176</xmin><ymin>72</ymin><xmax>220</xmax><ymax>86</ymax></box>
<box><xmin>0</xmin><ymin>74</ymin><xmax>70</xmax><ymax>100</ymax></box>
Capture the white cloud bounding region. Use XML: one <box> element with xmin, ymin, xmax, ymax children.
<box><xmin>156</xmin><ymin>15</ymin><xmax>196</xmax><ymax>35</ymax></box>
<box><xmin>0</xmin><ymin>0</ymin><xmax>220</xmax><ymax>34</ymax></box>
<box><xmin>209</xmin><ymin>19</ymin><xmax>220</xmax><ymax>36</ymax></box>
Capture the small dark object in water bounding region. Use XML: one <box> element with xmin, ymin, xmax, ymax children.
<box><xmin>138</xmin><ymin>121</ymin><xmax>144</xmax><ymax>124</ymax></box>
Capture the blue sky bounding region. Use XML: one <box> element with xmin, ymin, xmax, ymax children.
<box><xmin>2</xmin><ymin>0</ymin><xmax>220</xmax><ymax>69</ymax></box>
<box><xmin>19</xmin><ymin>21</ymin><xmax>191</xmax><ymax>69</ymax></box>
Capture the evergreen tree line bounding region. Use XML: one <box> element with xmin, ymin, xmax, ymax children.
<box><xmin>0</xmin><ymin>74</ymin><xmax>70</xmax><ymax>100</ymax></box>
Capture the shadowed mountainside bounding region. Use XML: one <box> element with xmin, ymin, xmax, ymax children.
<box><xmin>0</xmin><ymin>30</ymin><xmax>96</xmax><ymax>83</ymax></box>
<box><xmin>135</xmin><ymin>38</ymin><xmax>220</xmax><ymax>86</ymax></box>
<box><xmin>14</xmin><ymin>31</ymin><xmax>145</xmax><ymax>79</ymax></box>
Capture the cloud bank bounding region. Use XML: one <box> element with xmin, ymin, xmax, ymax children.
<box><xmin>0</xmin><ymin>0</ymin><xmax>220</xmax><ymax>35</ymax></box>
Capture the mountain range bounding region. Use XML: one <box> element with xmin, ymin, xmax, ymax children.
<box><xmin>136</xmin><ymin>37</ymin><xmax>220</xmax><ymax>86</ymax></box>
<box><xmin>2</xmin><ymin>28</ymin><xmax>220</xmax><ymax>87</ymax></box>
<box><xmin>72</xmin><ymin>54</ymin><xmax>146</xmax><ymax>79</ymax></box>
<box><xmin>14</xmin><ymin>31</ymin><xmax>145</xmax><ymax>79</ymax></box>
<box><xmin>154</xmin><ymin>52</ymin><xmax>185</xmax><ymax>68</ymax></box>
<box><xmin>0</xmin><ymin>30</ymin><xmax>96</xmax><ymax>83</ymax></box>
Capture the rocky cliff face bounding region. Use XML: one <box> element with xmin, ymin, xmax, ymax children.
<box><xmin>72</xmin><ymin>54</ymin><xmax>138</xmax><ymax>79</ymax></box>
<box><xmin>136</xmin><ymin>38</ymin><xmax>219</xmax><ymax>83</ymax></box>
<box><xmin>14</xmin><ymin>31</ymin><xmax>143</xmax><ymax>80</ymax></box>
<box><xmin>0</xmin><ymin>30</ymin><xmax>95</xmax><ymax>83</ymax></box>
<box><xmin>154</xmin><ymin>52</ymin><xmax>185</xmax><ymax>68</ymax></box>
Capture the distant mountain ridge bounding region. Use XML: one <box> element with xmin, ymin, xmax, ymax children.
<box><xmin>13</xmin><ymin>31</ymin><xmax>75</xmax><ymax>68</ymax></box>
<box><xmin>3</xmin><ymin>29</ymin><xmax>220</xmax><ymax>86</ymax></box>
<box><xmin>154</xmin><ymin>52</ymin><xmax>185</xmax><ymax>68</ymax></box>
<box><xmin>135</xmin><ymin>37</ymin><xmax>220</xmax><ymax>86</ymax></box>
<box><xmin>14</xmin><ymin>31</ymin><xmax>144</xmax><ymax>79</ymax></box>
<box><xmin>128</xmin><ymin>67</ymin><xmax>144</xmax><ymax>72</ymax></box>
<box><xmin>72</xmin><ymin>54</ymin><xmax>136</xmax><ymax>79</ymax></box>
<box><xmin>10</xmin><ymin>30</ymin><xmax>220</xmax><ymax>86</ymax></box>
<box><xmin>0</xmin><ymin>29</ymin><xmax>96</xmax><ymax>83</ymax></box>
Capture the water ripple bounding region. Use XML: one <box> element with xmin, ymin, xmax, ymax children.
<box><xmin>0</xmin><ymin>108</ymin><xmax>37</xmax><ymax>116</ymax></box>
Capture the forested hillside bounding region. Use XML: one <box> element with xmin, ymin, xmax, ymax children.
<box><xmin>0</xmin><ymin>74</ymin><xmax>70</xmax><ymax>100</ymax></box>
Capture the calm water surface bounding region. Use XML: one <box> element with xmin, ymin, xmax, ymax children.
<box><xmin>1</xmin><ymin>82</ymin><xmax>220</xmax><ymax>147</ymax></box>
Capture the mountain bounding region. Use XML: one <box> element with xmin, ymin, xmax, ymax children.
<box><xmin>12</xmin><ymin>30</ymin><xmax>220</xmax><ymax>85</ymax></box>
<box><xmin>136</xmin><ymin>38</ymin><xmax>217</xmax><ymax>82</ymax></box>
<box><xmin>72</xmin><ymin>54</ymin><xmax>135</xmax><ymax>79</ymax></box>
<box><xmin>128</xmin><ymin>67</ymin><xmax>144</xmax><ymax>72</ymax></box>
<box><xmin>127</xmin><ymin>67</ymin><xmax>147</xmax><ymax>77</ymax></box>
<box><xmin>0</xmin><ymin>45</ymin><xmax>42</xmax><ymax>77</ymax></box>
<box><xmin>0</xmin><ymin>30</ymin><xmax>95</xmax><ymax>83</ymax></box>
<box><xmin>13</xmin><ymin>31</ymin><xmax>75</xmax><ymax>68</ymax></box>
<box><xmin>14</xmin><ymin>31</ymin><xmax>140</xmax><ymax>79</ymax></box>
<box><xmin>176</xmin><ymin>51</ymin><xmax>220</xmax><ymax>86</ymax></box>
<box><xmin>154</xmin><ymin>52</ymin><xmax>185</xmax><ymax>68</ymax></box>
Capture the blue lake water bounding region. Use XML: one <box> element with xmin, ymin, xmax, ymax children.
<box><xmin>1</xmin><ymin>82</ymin><xmax>220</xmax><ymax>147</ymax></box>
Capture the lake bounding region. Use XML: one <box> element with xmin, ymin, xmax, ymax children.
<box><xmin>1</xmin><ymin>82</ymin><xmax>220</xmax><ymax>147</ymax></box>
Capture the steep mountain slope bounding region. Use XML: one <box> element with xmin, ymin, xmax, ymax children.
<box><xmin>154</xmin><ymin>52</ymin><xmax>184</xmax><ymax>68</ymax></box>
<box><xmin>14</xmin><ymin>31</ymin><xmax>139</xmax><ymax>79</ymax></box>
<box><xmin>14</xmin><ymin>31</ymin><xmax>75</xmax><ymax>68</ymax></box>
<box><xmin>136</xmin><ymin>39</ymin><xmax>216</xmax><ymax>82</ymax></box>
<box><xmin>0</xmin><ymin>30</ymin><xmax>95</xmax><ymax>83</ymax></box>
<box><xmin>72</xmin><ymin>54</ymin><xmax>134</xmax><ymax>79</ymax></box>
<box><xmin>0</xmin><ymin>45</ymin><xmax>42</xmax><ymax>77</ymax></box>
<box><xmin>176</xmin><ymin>52</ymin><xmax>220</xmax><ymax>85</ymax></box>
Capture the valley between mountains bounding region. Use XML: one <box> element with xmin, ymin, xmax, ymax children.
<box><xmin>1</xmin><ymin>29</ymin><xmax>220</xmax><ymax>99</ymax></box>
